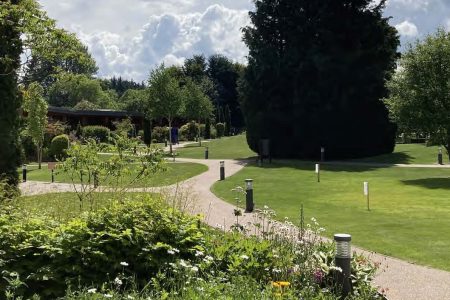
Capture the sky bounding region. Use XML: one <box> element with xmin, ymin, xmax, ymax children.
<box><xmin>37</xmin><ymin>0</ymin><xmax>450</xmax><ymax>82</ymax></box>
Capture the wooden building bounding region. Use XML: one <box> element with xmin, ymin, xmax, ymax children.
<box><xmin>47</xmin><ymin>106</ymin><xmax>145</xmax><ymax>131</ymax></box>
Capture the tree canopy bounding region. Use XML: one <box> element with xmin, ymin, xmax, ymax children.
<box><xmin>241</xmin><ymin>0</ymin><xmax>399</xmax><ymax>159</ymax></box>
<box><xmin>386</xmin><ymin>29</ymin><xmax>450</xmax><ymax>157</ymax></box>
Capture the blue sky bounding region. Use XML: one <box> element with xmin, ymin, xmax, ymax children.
<box><xmin>38</xmin><ymin>0</ymin><xmax>450</xmax><ymax>81</ymax></box>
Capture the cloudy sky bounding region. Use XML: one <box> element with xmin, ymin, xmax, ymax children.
<box><xmin>38</xmin><ymin>0</ymin><xmax>450</xmax><ymax>82</ymax></box>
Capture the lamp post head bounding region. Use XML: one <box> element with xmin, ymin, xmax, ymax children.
<box><xmin>220</xmin><ymin>161</ymin><xmax>225</xmax><ymax>167</ymax></box>
<box><xmin>22</xmin><ymin>164</ymin><xmax>27</xmax><ymax>170</ymax></box>
<box><xmin>334</xmin><ymin>234</ymin><xmax>352</xmax><ymax>258</ymax></box>
<box><xmin>245</xmin><ymin>179</ymin><xmax>253</xmax><ymax>190</ymax></box>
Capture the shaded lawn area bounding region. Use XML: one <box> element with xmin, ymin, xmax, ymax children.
<box><xmin>212</xmin><ymin>161</ymin><xmax>450</xmax><ymax>271</ymax></box>
<box><xmin>14</xmin><ymin>192</ymin><xmax>155</xmax><ymax>221</ymax></box>
<box><xmin>20</xmin><ymin>162</ymin><xmax>208</xmax><ymax>188</ymax></box>
<box><xmin>351</xmin><ymin>144</ymin><xmax>448</xmax><ymax>165</ymax></box>
<box><xmin>175</xmin><ymin>134</ymin><xmax>257</xmax><ymax>159</ymax></box>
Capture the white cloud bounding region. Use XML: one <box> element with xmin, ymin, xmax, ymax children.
<box><xmin>388</xmin><ymin>0</ymin><xmax>430</xmax><ymax>11</ymax></box>
<box><xmin>395</xmin><ymin>20</ymin><xmax>419</xmax><ymax>37</ymax></box>
<box><xmin>73</xmin><ymin>4</ymin><xmax>250</xmax><ymax>81</ymax></box>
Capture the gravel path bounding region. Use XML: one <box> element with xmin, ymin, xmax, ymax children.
<box><xmin>19</xmin><ymin>150</ymin><xmax>450</xmax><ymax>300</ymax></box>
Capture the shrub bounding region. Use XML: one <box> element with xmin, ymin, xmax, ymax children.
<box><xmin>49</xmin><ymin>134</ymin><xmax>69</xmax><ymax>160</ymax></box>
<box><xmin>151</xmin><ymin>126</ymin><xmax>169</xmax><ymax>143</ymax></box>
<box><xmin>179</xmin><ymin>121</ymin><xmax>199</xmax><ymax>141</ymax></box>
<box><xmin>0</xmin><ymin>199</ymin><xmax>205</xmax><ymax>298</ymax></box>
<box><xmin>216</xmin><ymin>123</ymin><xmax>225</xmax><ymax>138</ymax></box>
<box><xmin>82</xmin><ymin>126</ymin><xmax>110</xmax><ymax>143</ymax></box>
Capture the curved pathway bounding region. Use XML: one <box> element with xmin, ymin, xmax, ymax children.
<box><xmin>19</xmin><ymin>154</ymin><xmax>450</xmax><ymax>300</ymax></box>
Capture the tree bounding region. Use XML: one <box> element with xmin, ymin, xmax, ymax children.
<box><xmin>0</xmin><ymin>0</ymin><xmax>23</xmax><ymax>195</ymax></box>
<box><xmin>48</xmin><ymin>73</ymin><xmax>118</xmax><ymax>109</ymax></box>
<box><xmin>207</xmin><ymin>55</ymin><xmax>245</xmax><ymax>129</ymax></box>
<box><xmin>240</xmin><ymin>0</ymin><xmax>399</xmax><ymax>159</ymax></box>
<box><xmin>23</xmin><ymin>82</ymin><xmax>48</xmax><ymax>169</ymax></box>
<box><xmin>100</xmin><ymin>76</ymin><xmax>145</xmax><ymax>97</ymax></box>
<box><xmin>386</xmin><ymin>29</ymin><xmax>450</xmax><ymax>159</ymax></box>
<box><xmin>183</xmin><ymin>78</ymin><xmax>213</xmax><ymax>145</ymax></box>
<box><xmin>147</xmin><ymin>65</ymin><xmax>185</xmax><ymax>153</ymax></box>
<box><xmin>22</xmin><ymin>28</ymin><xmax>98</xmax><ymax>91</ymax></box>
<box><xmin>120</xmin><ymin>89</ymin><xmax>148</xmax><ymax>112</ymax></box>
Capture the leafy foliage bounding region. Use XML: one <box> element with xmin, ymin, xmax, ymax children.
<box><xmin>23</xmin><ymin>82</ymin><xmax>48</xmax><ymax>168</ymax></box>
<box><xmin>81</xmin><ymin>126</ymin><xmax>111</xmax><ymax>143</ymax></box>
<box><xmin>241</xmin><ymin>0</ymin><xmax>399</xmax><ymax>159</ymax></box>
<box><xmin>216</xmin><ymin>123</ymin><xmax>225</xmax><ymax>138</ymax></box>
<box><xmin>386</xmin><ymin>28</ymin><xmax>450</xmax><ymax>158</ymax></box>
<box><xmin>49</xmin><ymin>134</ymin><xmax>69</xmax><ymax>160</ymax></box>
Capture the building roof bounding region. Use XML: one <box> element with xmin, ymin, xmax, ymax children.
<box><xmin>48</xmin><ymin>106</ymin><xmax>144</xmax><ymax>118</ymax></box>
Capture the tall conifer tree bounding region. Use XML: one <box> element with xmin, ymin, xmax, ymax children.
<box><xmin>241</xmin><ymin>0</ymin><xmax>399</xmax><ymax>159</ymax></box>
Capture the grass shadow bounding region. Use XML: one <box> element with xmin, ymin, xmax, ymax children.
<box><xmin>402</xmin><ymin>177</ymin><xmax>450</xmax><ymax>190</ymax></box>
<box><xmin>351</xmin><ymin>152</ymin><xmax>413</xmax><ymax>165</ymax></box>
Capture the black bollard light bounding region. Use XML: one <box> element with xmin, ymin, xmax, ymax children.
<box><xmin>51</xmin><ymin>169</ymin><xmax>54</xmax><ymax>183</ymax></box>
<box><xmin>94</xmin><ymin>172</ymin><xmax>99</xmax><ymax>188</ymax></box>
<box><xmin>321</xmin><ymin>147</ymin><xmax>325</xmax><ymax>162</ymax></box>
<box><xmin>245</xmin><ymin>179</ymin><xmax>254</xmax><ymax>212</ymax></box>
<box><xmin>334</xmin><ymin>234</ymin><xmax>352</xmax><ymax>298</ymax></box>
<box><xmin>438</xmin><ymin>147</ymin><xmax>443</xmax><ymax>165</ymax></box>
<box><xmin>205</xmin><ymin>147</ymin><xmax>209</xmax><ymax>159</ymax></box>
<box><xmin>22</xmin><ymin>164</ymin><xmax>27</xmax><ymax>182</ymax></box>
<box><xmin>220</xmin><ymin>161</ymin><xmax>225</xmax><ymax>181</ymax></box>
<box><xmin>165</xmin><ymin>139</ymin><xmax>168</xmax><ymax>147</ymax></box>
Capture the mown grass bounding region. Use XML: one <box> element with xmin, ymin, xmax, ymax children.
<box><xmin>20</xmin><ymin>162</ymin><xmax>207</xmax><ymax>187</ymax></box>
<box><xmin>175</xmin><ymin>134</ymin><xmax>257</xmax><ymax>159</ymax></box>
<box><xmin>212</xmin><ymin>161</ymin><xmax>450</xmax><ymax>271</ymax></box>
<box><xmin>352</xmin><ymin>144</ymin><xmax>448</xmax><ymax>165</ymax></box>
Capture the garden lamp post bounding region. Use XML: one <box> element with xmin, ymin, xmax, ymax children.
<box><xmin>220</xmin><ymin>161</ymin><xmax>225</xmax><ymax>181</ymax></box>
<box><xmin>315</xmin><ymin>163</ymin><xmax>320</xmax><ymax>183</ymax></box>
<box><xmin>245</xmin><ymin>179</ymin><xmax>254</xmax><ymax>212</ymax></box>
<box><xmin>334</xmin><ymin>234</ymin><xmax>352</xmax><ymax>298</ymax></box>
<box><xmin>22</xmin><ymin>164</ymin><xmax>27</xmax><ymax>182</ymax></box>
<box><xmin>205</xmin><ymin>147</ymin><xmax>209</xmax><ymax>159</ymax></box>
<box><xmin>364</xmin><ymin>182</ymin><xmax>370</xmax><ymax>211</ymax></box>
<box><xmin>321</xmin><ymin>147</ymin><xmax>325</xmax><ymax>162</ymax></box>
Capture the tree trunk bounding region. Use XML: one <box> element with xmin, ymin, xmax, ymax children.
<box><xmin>37</xmin><ymin>144</ymin><xmax>42</xmax><ymax>169</ymax></box>
<box><xmin>198</xmin><ymin>119</ymin><xmax>202</xmax><ymax>147</ymax></box>
<box><xmin>446</xmin><ymin>135</ymin><xmax>450</xmax><ymax>161</ymax></box>
<box><xmin>168</xmin><ymin>119</ymin><xmax>173</xmax><ymax>154</ymax></box>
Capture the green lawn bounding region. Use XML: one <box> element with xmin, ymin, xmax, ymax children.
<box><xmin>175</xmin><ymin>134</ymin><xmax>257</xmax><ymax>159</ymax></box>
<box><xmin>352</xmin><ymin>144</ymin><xmax>448</xmax><ymax>165</ymax></box>
<box><xmin>15</xmin><ymin>192</ymin><xmax>153</xmax><ymax>221</ymax></box>
<box><xmin>212</xmin><ymin>161</ymin><xmax>450</xmax><ymax>271</ymax></box>
<box><xmin>20</xmin><ymin>162</ymin><xmax>207</xmax><ymax>187</ymax></box>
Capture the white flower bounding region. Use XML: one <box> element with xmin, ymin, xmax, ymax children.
<box><xmin>167</xmin><ymin>249</ymin><xmax>175</xmax><ymax>255</ymax></box>
<box><xmin>104</xmin><ymin>294</ymin><xmax>113</xmax><ymax>298</ymax></box>
<box><xmin>87</xmin><ymin>288</ymin><xmax>97</xmax><ymax>294</ymax></box>
<box><xmin>127</xmin><ymin>296</ymin><xmax>135</xmax><ymax>299</ymax></box>
<box><xmin>264</xmin><ymin>205</ymin><xmax>269</xmax><ymax>209</ymax></box>
<box><xmin>195</xmin><ymin>250</ymin><xmax>204</xmax><ymax>257</ymax></box>
<box><xmin>240</xmin><ymin>254</ymin><xmax>249</xmax><ymax>260</ymax></box>
<box><xmin>120</xmin><ymin>262</ymin><xmax>129</xmax><ymax>267</ymax></box>
<box><xmin>191</xmin><ymin>266</ymin><xmax>199</xmax><ymax>272</ymax></box>
<box><xmin>273</xmin><ymin>268</ymin><xmax>282</xmax><ymax>273</ymax></box>
<box><xmin>114</xmin><ymin>277</ymin><xmax>122</xmax><ymax>286</ymax></box>
<box><xmin>179</xmin><ymin>260</ymin><xmax>188</xmax><ymax>268</ymax></box>
<box><xmin>204</xmin><ymin>255</ymin><xmax>214</xmax><ymax>261</ymax></box>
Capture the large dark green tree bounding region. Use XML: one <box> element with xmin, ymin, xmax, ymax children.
<box><xmin>241</xmin><ymin>0</ymin><xmax>399</xmax><ymax>159</ymax></box>
<box><xmin>0</xmin><ymin>0</ymin><xmax>23</xmax><ymax>196</ymax></box>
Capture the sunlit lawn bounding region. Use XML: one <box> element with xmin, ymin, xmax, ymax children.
<box><xmin>19</xmin><ymin>162</ymin><xmax>207</xmax><ymax>187</ymax></box>
<box><xmin>175</xmin><ymin>134</ymin><xmax>257</xmax><ymax>159</ymax></box>
<box><xmin>212</xmin><ymin>161</ymin><xmax>450</xmax><ymax>271</ymax></box>
<box><xmin>352</xmin><ymin>144</ymin><xmax>447</xmax><ymax>165</ymax></box>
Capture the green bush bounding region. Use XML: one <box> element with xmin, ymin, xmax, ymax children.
<box><xmin>82</xmin><ymin>126</ymin><xmax>110</xmax><ymax>143</ymax></box>
<box><xmin>49</xmin><ymin>134</ymin><xmax>69</xmax><ymax>160</ymax></box>
<box><xmin>151</xmin><ymin>126</ymin><xmax>169</xmax><ymax>143</ymax></box>
<box><xmin>216</xmin><ymin>123</ymin><xmax>225</xmax><ymax>138</ymax></box>
<box><xmin>179</xmin><ymin>121</ymin><xmax>199</xmax><ymax>141</ymax></box>
<box><xmin>0</xmin><ymin>199</ymin><xmax>205</xmax><ymax>298</ymax></box>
